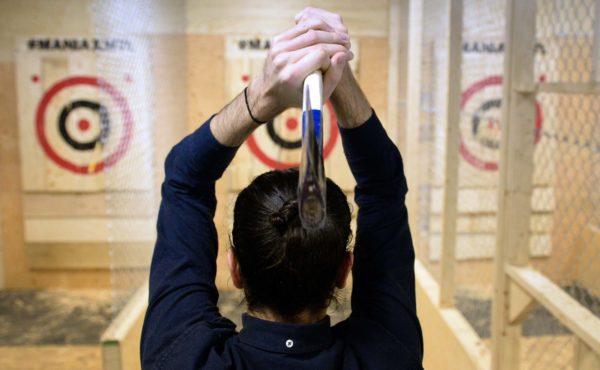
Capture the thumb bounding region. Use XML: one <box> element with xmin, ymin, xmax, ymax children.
<box><xmin>323</xmin><ymin>52</ymin><xmax>350</xmax><ymax>100</ymax></box>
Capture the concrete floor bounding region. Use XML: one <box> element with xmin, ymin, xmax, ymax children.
<box><xmin>0</xmin><ymin>288</ymin><xmax>580</xmax><ymax>369</ymax></box>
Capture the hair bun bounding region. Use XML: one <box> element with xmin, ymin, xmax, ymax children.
<box><xmin>269</xmin><ymin>199</ymin><xmax>298</xmax><ymax>233</ymax></box>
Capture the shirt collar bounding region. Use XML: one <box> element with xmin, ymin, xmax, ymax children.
<box><xmin>239</xmin><ymin>313</ymin><xmax>333</xmax><ymax>354</ymax></box>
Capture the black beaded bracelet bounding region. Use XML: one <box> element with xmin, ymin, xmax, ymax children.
<box><xmin>243</xmin><ymin>87</ymin><xmax>268</xmax><ymax>125</ymax></box>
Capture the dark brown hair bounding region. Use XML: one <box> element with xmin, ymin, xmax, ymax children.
<box><xmin>232</xmin><ymin>168</ymin><xmax>352</xmax><ymax>319</ymax></box>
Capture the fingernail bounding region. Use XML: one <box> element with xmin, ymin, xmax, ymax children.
<box><xmin>339</xmin><ymin>33</ymin><xmax>349</xmax><ymax>41</ymax></box>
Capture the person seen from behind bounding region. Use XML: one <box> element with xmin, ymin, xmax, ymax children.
<box><xmin>141</xmin><ymin>7</ymin><xmax>424</xmax><ymax>369</ymax></box>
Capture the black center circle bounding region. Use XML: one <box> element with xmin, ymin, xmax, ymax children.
<box><xmin>471</xmin><ymin>98</ymin><xmax>501</xmax><ymax>150</ymax></box>
<box><xmin>266</xmin><ymin>119</ymin><xmax>301</xmax><ymax>149</ymax></box>
<box><xmin>58</xmin><ymin>100</ymin><xmax>110</xmax><ymax>151</ymax></box>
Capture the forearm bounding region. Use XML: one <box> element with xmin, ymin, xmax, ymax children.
<box><xmin>211</xmin><ymin>78</ymin><xmax>279</xmax><ymax>147</ymax></box>
<box><xmin>330</xmin><ymin>65</ymin><xmax>372</xmax><ymax>129</ymax></box>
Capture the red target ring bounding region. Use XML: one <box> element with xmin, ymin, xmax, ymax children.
<box><xmin>460</xmin><ymin>75</ymin><xmax>543</xmax><ymax>171</ymax></box>
<box><xmin>246</xmin><ymin>100</ymin><xmax>339</xmax><ymax>169</ymax></box>
<box><xmin>35</xmin><ymin>76</ymin><xmax>133</xmax><ymax>174</ymax></box>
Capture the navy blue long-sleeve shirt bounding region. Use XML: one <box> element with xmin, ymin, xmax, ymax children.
<box><xmin>141</xmin><ymin>111</ymin><xmax>423</xmax><ymax>369</ymax></box>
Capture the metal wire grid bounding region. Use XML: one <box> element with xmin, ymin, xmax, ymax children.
<box><xmin>535</xmin><ymin>0</ymin><xmax>595</xmax><ymax>84</ymax></box>
<box><xmin>415</xmin><ymin>0</ymin><xmax>451</xmax><ymax>282</ymax></box>
<box><xmin>525</xmin><ymin>92</ymin><xmax>600</xmax><ymax>369</ymax></box>
<box><xmin>93</xmin><ymin>0</ymin><xmax>159</xmax><ymax>316</ymax></box>
<box><xmin>521</xmin><ymin>0</ymin><xmax>600</xmax><ymax>367</ymax></box>
<box><xmin>452</xmin><ymin>0</ymin><xmax>507</xmax><ymax>345</ymax></box>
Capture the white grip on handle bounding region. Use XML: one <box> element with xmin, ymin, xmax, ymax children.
<box><xmin>302</xmin><ymin>71</ymin><xmax>323</xmax><ymax>112</ymax></box>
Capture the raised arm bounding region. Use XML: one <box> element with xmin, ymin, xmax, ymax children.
<box><xmin>333</xmin><ymin>65</ymin><xmax>423</xmax><ymax>363</ymax></box>
<box><xmin>293</xmin><ymin>6</ymin><xmax>425</xmax><ymax>361</ymax></box>
<box><xmin>140</xmin><ymin>19</ymin><xmax>353</xmax><ymax>368</ymax></box>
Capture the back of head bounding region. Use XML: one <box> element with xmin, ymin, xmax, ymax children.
<box><xmin>232</xmin><ymin>168</ymin><xmax>352</xmax><ymax>319</ymax></box>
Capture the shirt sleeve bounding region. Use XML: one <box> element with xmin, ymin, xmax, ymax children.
<box><xmin>340</xmin><ymin>111</ymin><xmax>423</xmax><ymax>361</ymax></box>
<box><xmin>140</xmin><ymin>117</ymin><xmax>239</xmax><ymax>368</ymax></box>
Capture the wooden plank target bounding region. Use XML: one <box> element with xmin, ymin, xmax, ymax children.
<box><xmin>16</xmin><ymin>37</ymin><xmax>152</xmax><ymax>192</ymax></box>
<box><xmin>224</xmin><ymin>35</ymin><xmax>359</xmax><ymax>192</ymax></box>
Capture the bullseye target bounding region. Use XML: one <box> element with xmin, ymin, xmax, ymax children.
<box><xmin>35</xmin><ymin>76</ymin><xmax>133</xmax><ymax>175</ymax></box>
<box><xmin>460</xmin><ymin>75</ymin><xmax>543</xmax><ymax>171</ymax></box>
<box><xmin>246</xmin><ymin>100</ymin><xmax>339</xmax><ymax>169</ymax></box>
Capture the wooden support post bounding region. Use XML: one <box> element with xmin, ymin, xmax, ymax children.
<box><xmin>387</xmin><ymin>0</ymin><xmax>410</xmax><ymax>151</ymax></box>
<box><xmin>592</xmin><ymin>0</ymin><xmax>600</xmax><ymax>82</ymax></box>
<box><xmin>575</xmin><ymin>339</ymin><xmax>600</xmax><ymax>370</ymax></box>
<box><xmin>490</xmin><ymin>0</ymin><xmax>538</xmax><ymax>369</ymax></box>
<box><xmin>438</xmin><ymin>0</ymin><xmax>463</xmax><ymax>308</ymax></box>
<box><xmin>405</xmin><ymin>0</ymin><xmax>424</xmax><ymax>237</ymax></box>
<box><xmin>508</xmin><ymin>281</ymin><xmax>535</xmax><ymax>325</ymax></box>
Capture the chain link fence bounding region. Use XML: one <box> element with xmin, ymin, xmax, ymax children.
<box><xmin>413</xmin><ymin>0</ymin><xmax>600</xmax><ymax>367</ymax></box>
<box><xmin>521</xmin><ymin>0</ymin><xmax>600</xmax><ymax>368</ymax></box>
<box><xmin>93</xmin><ymin>0</ymin><xmax>160</xmax><ymax>316</ymax></box>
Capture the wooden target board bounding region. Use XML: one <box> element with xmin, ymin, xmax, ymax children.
<box><xmin>224</xmin><ymin>35</ymin><xmax>359</xmax><ymax>192</ymax></box>
<box><xmin>14</xmin><ymin>37</ymin><xmax>156</xmax><ymax>272</ymax></box>
<box><xmin>16</xmin><ymin>37</ymin><xmax>152</xmax><ymax>192</ymax></box>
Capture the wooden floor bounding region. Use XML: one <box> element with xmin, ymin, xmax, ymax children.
<box><xmin>0</xmin><ymin>346</ymin><xmax>102</xmax><ymax>370</ymax></box>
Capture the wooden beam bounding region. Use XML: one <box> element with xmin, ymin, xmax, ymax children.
<box><xmin>491</xmin><ymin>0</ymin><xmax>538</xmax><ymax>369</ymax></box>
<box><xmin>0</xmin><ymin>61</ymin><xmax>30</xmax><ymax>288</ymax></box>
<box><xmin>592</xmin><ymin>0</ymin><xmax>600</xmax><ymax>82</ymax></box>
<box><xmin>536</xmin><ymin>82</ymin><xmax>600</xmax><ymax>95</ymax></box>
<box><xmin>102</xmin><ymin>282</ymin><xmax>148</xmax><ymax>370</ymax></box>
<box><xmin>387</xmin><ymin>0</ymin><xmax>410</xmax><ymax>150</ymax></box>
<box><xmin>506</xmin><ymin>265</ymin><xmax>600</xmax><ymax>356</ymax></box>
<box><xmin>405</xmin><ymin>0</ymin><xmax>424</xmax><ymax>243</ymax></box>
<box><xmin>439</xmin><ymin>0</ymin><xmax>464</xmax><ymax>308</ymax></box>
<box><xmin>508</xmin><ymin>281</ymin><xmax>535</xmax><ymax>324</ymax></box>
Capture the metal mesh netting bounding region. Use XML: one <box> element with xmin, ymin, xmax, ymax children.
<box><xmin>93</xmin><ymin>0</ymin><xmax>159</xmax><ymax>315</ymax></box>
<box><xmin>453</xmin><ymin>0</ymin><xmax>506</xmax><ymax>347</ymax></box>
<box><xmin>414</xmin><ymin>1</ymin><xmax>600</xmax><ymax>366</ymax></box>
<box><xmin>414</xmin><ymin>0</ymin><xmax>449</xmax><ymax>282</ymax></box>
<box><xmin>524</xmin><ymin>0</ymin><xmax>600</xmax><ymax>367</ymax></box>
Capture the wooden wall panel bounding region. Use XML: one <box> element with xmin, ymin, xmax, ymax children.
<box><xmin>23</xmin><ymin>193</ymin><xmax>155</xmax><ymax>217</ymax></box>
<box><xmin>24</xmin><ymin>218</ymin><xmax>156</xmax><ymax>243</ymax></box>
<box><xmin>30</xmin><ymin>269</ymin><xmax>111</xmax><ymax>289</ymax></box>
<box><xmin>0</xmin><ymin>0</ymin><xmax>94</xmax><ymax>62</ymax></box>
<box><xmin>27</xmin><ymin>243</ymin><xmax>152</xmax><ymax>269</ymax></box>
<box><xmin>185</xmin><ymin>0</ymin><xmax>390</xmax><ymax>37</ymax></box>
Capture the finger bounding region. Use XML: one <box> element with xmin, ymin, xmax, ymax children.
<box><xmin>323</xmin><ymin>51</ymin><xmax>351</xmax><ymax>99</ymax></box>
<box><xmin>295</xmin><ymin>8</ymin><xmax>347</xmax><ymax>34</ymax></box>
<box><xmin>273</xmin><ymin>18</ymin><xmax>334</xmax><ymax>44</ymax></box>
<box><xmin>274</xmin><ymin>29</ymin><xmax>348</xmax><ymax>54</ymax></box>
<box><xmin>282</xmin><ymin>48</ymin><xmax>331</xmax><ymax>85</ymax></box>
<box><xmin>286</xmin><ymin>44</ymin><xmax>351</xmax><ymax>64</ymax></box>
